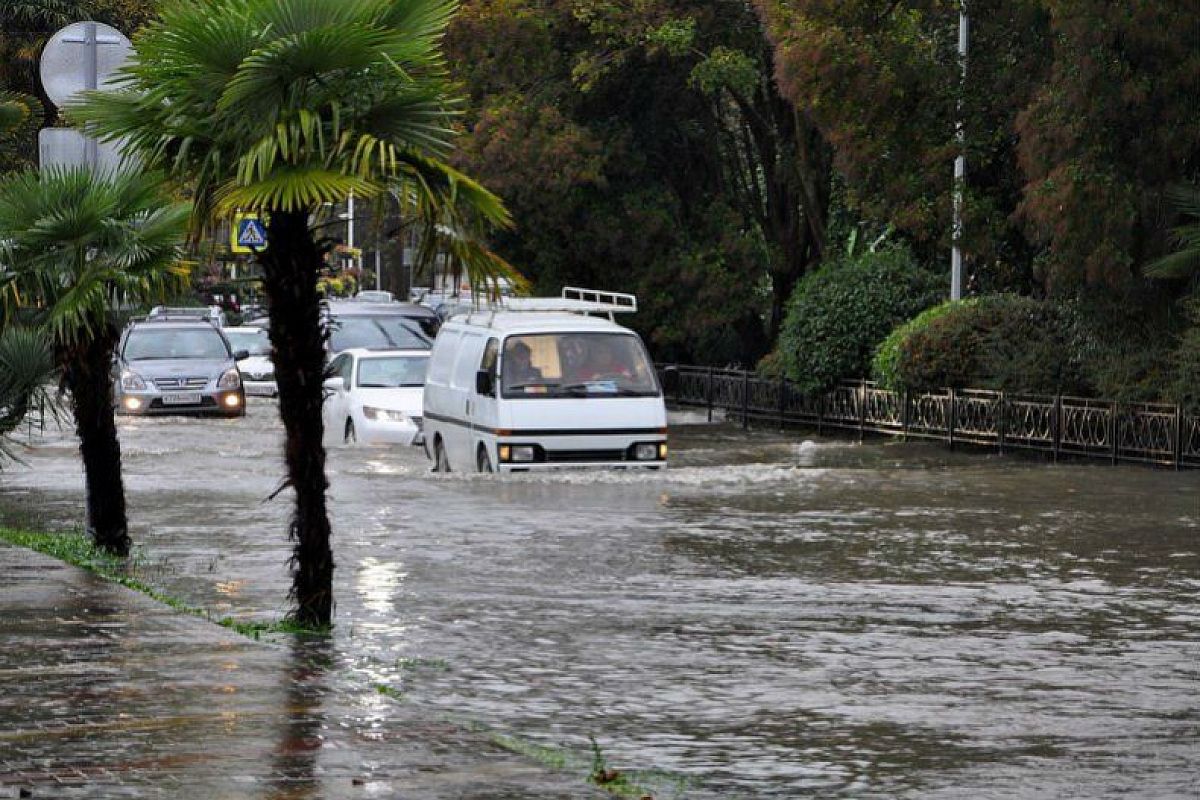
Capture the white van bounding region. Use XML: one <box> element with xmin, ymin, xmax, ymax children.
<box><xmin>422</xmin><ymin>288</ymin><xmax>669</xmax><ymax>472</ymax></box>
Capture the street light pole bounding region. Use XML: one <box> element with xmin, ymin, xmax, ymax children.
<box><xmin>347</xmin><ymin>191</ymin><xmax>356</xmax><ymax>273</ymax></box>
<box><xmin>951</xmin><ymin>2</ymin><xmax>968</xmax><ymax>301</ymax></box>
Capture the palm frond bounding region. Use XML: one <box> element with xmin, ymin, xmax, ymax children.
<box><xmin>1147</xmin><ymin>184</ymin><xmax>1200</xmax><ymax>279</ymax></box>
<box><xmin>0</xmin><ymin>326</ymin><xmax>55</xmax><ymax>450</ymax></box>
<box><xmin>0</xmin><ymin>168</ymin><xmax>192</xmax><ymax>348</ymax></box>
<box><xmin>215</xmin><ymin>167</ymin><xmax>380</xmax><ymax>213</ymax></box>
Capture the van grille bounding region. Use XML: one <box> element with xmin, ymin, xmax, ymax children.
<box><xmin>544</xmin><ymin>449</ymin><xmax>626</xmax><ymax>463</ymax></box>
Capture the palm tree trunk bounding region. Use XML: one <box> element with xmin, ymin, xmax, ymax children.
<box><xmin>259</xmin><ymin>209</ymin><xmax>335</xmax><ymax>626</ymax></box>
<box><xmin>63</xmin><ymin>329</ymin><xmax>130</xmax><ymax>556</ymax></box>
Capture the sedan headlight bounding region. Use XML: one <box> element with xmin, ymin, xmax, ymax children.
<box><xmin>362</xmin><ymin>406</ymin><xmax>407</xmax><ymax>422</ymax></box>
<box><xmin>120</xmin><ymin>370</ymin><xmax>147</xmax><ymax>391</ymax></box>
<box><xmin>217</xmin><ymin>367</ymin><xmax>241</xmax><ymax>389</ymax></box>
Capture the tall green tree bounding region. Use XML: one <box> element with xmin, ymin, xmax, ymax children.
<box><xmin>448</xmin><ymin>0</ymin><xmax>822</xmax><ymax>362</ymax></box>
<box><xmin>72</xmin><ymin>0</ymin><xmax>515</xmax><ymax>625</ymax></box>
<box><xmin>0</xmin><ymin>168</ymin><xmax>190</xmax><ymax>554</ymax></box>
<box><xmin>757</xmin><ymin>0</ymin><xmax>1200</xmax><ymax>294</ymax></box>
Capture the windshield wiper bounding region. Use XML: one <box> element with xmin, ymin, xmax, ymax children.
<box><xmin>508</xmin><ymin>381</ymin><xmax>561</xmax><ymax>391</ymax></box>
<box><xmin>562</xmin><ymin>382</ymin><xmax>643</xmax><ymax>396</ymax></box>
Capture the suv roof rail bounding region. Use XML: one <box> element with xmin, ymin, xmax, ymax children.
<box><xmin>140</xmin><ymin>314</ymin><xmax>221</xmax><ymax>326</ymax></box>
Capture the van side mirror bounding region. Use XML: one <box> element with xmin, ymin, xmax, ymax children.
<box><xmin>323</xmin><ymin>376</ymin><xmax>345</xmax><ymax>391</ymax></box>
<box><xmin>233</xmin><ymin>349</ymin><xmax>250</xmax><ymax>361</ymax></box>
<box><xmin>661</xmin><ymin>366</ymin><xmax>680</xmax><ymax>394</ymax></box>
<box><xmin>476</xmin><ymin>369</ymin><xmax>494</xmax><ymax>396</ymax></box>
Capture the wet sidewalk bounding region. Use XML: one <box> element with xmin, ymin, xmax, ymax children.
<box><xmin>0</xmin><ymin>543</ymin><xmax>604</xmax><ymax>799</ymax></box>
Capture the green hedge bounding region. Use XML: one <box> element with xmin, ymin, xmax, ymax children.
<box><xmin>872</xmin><ymin>294</ymin><xmax>1085</xmax><ymax>394</ymax></box>
<box><xmin>776</xmin><ymin>247</ymin><xmax>943</xmax><ymax>394</ymax></box>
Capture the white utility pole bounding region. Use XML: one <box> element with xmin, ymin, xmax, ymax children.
<box><xmin>347</xmin><ymin>191</ymin><xmax>356</xmax><ymax>271</ymax></box>
<box><xmin>951</xmin><ymin>3</ymin><xmax>968</xmax><ymax>301</ymax></box>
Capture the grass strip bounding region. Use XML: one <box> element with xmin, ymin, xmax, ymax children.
<box><xmin>0</xmin><ymin>526</ymin><xmax>328</xmax><ymax>639</ymax></box>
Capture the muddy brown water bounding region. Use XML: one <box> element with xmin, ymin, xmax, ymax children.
<box><xmin>2</xmin><ymin>400</ymin><xmax>1198</xmax><ymax>798</ymax></box>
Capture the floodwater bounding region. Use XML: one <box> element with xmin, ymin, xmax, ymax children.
<box><xmin>2</xmin><ymin>401</ymin><xmax>1198</xmax><ymax>798</ymax></box>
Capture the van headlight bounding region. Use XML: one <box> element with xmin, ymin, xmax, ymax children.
<box><xmin>633</xmin><ymin>443</ymin><xmax>659</xmax><ymax>461</ymax></box>
<box><xmin>499</xmin><ymin>445</ymin><xmax>537</xmax><ymax>463</ymax></box>
<box><xmin>217</xmin><ymin>368</ymin><xmax>241</xmax><ymax>389</ymax></box>
<box><xmin>121</xmin><ymin>370</ymin><xmax>147</xmax><ymax>391</ymax></box>
<box><xmin>362</xmin><ymin>406</ymin><xmax>407</xmax><ymax>422</ymax></box>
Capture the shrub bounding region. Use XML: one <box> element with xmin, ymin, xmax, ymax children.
<box><xmin>777</xmin><ymin>246</ymin><xmax>943</xmax><ymax>394</ymax></box>
<box><xmin>872</xmin><ymin>300</ymin><xmax>968</xmax><ymax>390</ymax></box>
<box><xmin>878</xmin><ymin>294</ymin><xmax>1084</xmax><ymax>394</ymax></box>
<box><xmin>1168</xmin><ymin>326</ymin><xmax>1200</xmax><ymax>412</ymax></box>
<box><xmin>1072</xmin><ymin>287</ymin><xmax>1177</xmax><ymax>403</ymax></box>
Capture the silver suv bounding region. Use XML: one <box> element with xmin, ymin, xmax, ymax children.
<box><xmin>113</xmin><ymin>319</ymin><xmax>247</xmax><ymax>417</ymax></box>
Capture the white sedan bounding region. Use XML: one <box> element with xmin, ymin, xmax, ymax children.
<box><xmin>223</xmin><ymin>326</ymin><xmax>277</xmax><ymax>397</ymax></box>
<box><xmin>323</xmin><ymin>348</ymin><xmax>428</xmax><ymax>445</ymax></box>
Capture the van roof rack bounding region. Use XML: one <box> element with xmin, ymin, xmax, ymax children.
<box><xmin>501</xmin><ymin>287</ymin><xmax>637</xmax><ymax>316</ymax></box>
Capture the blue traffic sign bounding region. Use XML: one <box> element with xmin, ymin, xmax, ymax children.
<box><xmin>237</xmin><ymin>217</ymin><xmax>267</xmax><ymax>248</ymax></box>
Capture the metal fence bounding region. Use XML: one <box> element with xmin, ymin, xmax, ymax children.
<box><xmin>658</xmin><ymin>365</ymin><xmax>1200</xmax><ymax>470</ymax></box>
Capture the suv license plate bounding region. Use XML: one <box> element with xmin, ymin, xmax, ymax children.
<box><xmin>162</xmin><ymin>392</ymin><xmax>202</xmax><ymax>405</ymax></box>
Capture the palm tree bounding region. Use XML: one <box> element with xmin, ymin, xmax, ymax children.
<box><xmin>0</xmin><ymin>326</ymin><xmax>55</xmax><ymax>464</ymax></box>
<box><xmin>1147</xmin><ymin>184</ymin><xmax>1200</xmax><ymax>282</ymax></box>
<box><xmin>71</xmin><ymin>0</ymin><xmax>518</xmax><ymax>625</ymax></box>
<box><xmin>0</xmin><ymin>168</ymin><xmax>191</xmax><ymax>555</ymax></box>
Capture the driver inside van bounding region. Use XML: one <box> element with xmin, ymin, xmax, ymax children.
<box><xmin>505</xmin><ymin>340</ymin><xmax>543</xmax><ymax>385</ymax></box>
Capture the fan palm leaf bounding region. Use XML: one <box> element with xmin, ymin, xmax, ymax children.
<box><xmin>1147</xmin><ymin>184</ymin><xmax>1200</xmax><ymax>280</ymax></box>
<box><xmin>0</xmin><ymin>326</ymin><xmax>55</xmax><ymax>460</ymax></box>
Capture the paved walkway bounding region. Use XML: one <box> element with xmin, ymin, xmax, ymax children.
<box><xmin>0</xmin><ymin>544</ymin><xmax>604</xmax><ymax>799</ymax></box>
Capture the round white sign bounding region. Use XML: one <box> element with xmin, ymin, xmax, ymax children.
<box><xmin>39</xmin><ymin>21</ymin><xmax>132</xmax><ymax>109</ymax></box>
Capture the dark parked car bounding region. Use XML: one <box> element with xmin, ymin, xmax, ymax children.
<box><xmin>323</xmin><ymin>299</ymin><xmax>438</xmax><ymax>355</ymax></box>
<box><xmin>113</xmin><ymin>319</ymin><xmax>248</xmax><ymax>417</ymax></box>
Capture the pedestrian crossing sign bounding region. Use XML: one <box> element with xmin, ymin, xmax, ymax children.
<box><xmin>231</xmin><ymin>213</ymin><xmax>268</xmax><ymax>253</ymax></box>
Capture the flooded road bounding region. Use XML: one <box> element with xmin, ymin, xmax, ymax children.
<box><xmin>3</xmin><ymin>400</ymin><xmax>1198</xmax><ymax>798</ymax></box>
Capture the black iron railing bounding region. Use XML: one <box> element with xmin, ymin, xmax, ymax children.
<box><xmin>657</xmin><ymin>365</ymin><xmax>1200</xmax><ymax>470</ymax></box>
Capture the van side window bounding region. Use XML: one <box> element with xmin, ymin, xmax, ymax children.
<box><xmin>340</xmin><ymin>355</ymin><xmax>354</xmax><ymax>383</ymax></box>
<box><xmin>481</xmin><ymin>339</ymin><xmax>499</xmax><ymax>377</ymax></box>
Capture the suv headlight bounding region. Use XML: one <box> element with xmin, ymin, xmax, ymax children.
<box><xmin>121</xmin><ymin>370</ymin><xmax>147</xmax><ymax>391</ymax></box>
<box><xmin>217</xmin><ymin>368</ymin><xmax>241</xmax><ymax>389</ymax></box>
<box><xmin>362</xmin><ymin>406</ymin><xmax>407</xmax><ymax>422</ymax></box>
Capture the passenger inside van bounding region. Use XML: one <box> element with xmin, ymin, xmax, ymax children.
<box><xmin>573</xmin><ymin>339</ymin><xmax>635</xmax><ymax>382</ymax></box>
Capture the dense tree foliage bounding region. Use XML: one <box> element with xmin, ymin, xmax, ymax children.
<box><xmin>757</xmin><ymin>0</ymin><xmax>1200</xmax><ymax>294</ymax></box>
<box><xmin>448</xmin><ymin>0</ymin><xmax>833</xmax><ymax>364</ymax></box>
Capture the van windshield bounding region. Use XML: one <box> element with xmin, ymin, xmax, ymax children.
<box><xmin>501</xmin><ymin>333</ymin><xmax>659</xmax><ymax>398</ymax></box>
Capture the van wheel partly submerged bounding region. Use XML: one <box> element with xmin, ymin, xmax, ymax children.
<box><xmin>433</xmin><ymin>437</ymin><xmax>451</xmax><ymax>472</ymax></box>
<box><xmin>477</xmin><ymin>446</ymin><xmax>493</xmax><ymax>473</ymax></box>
